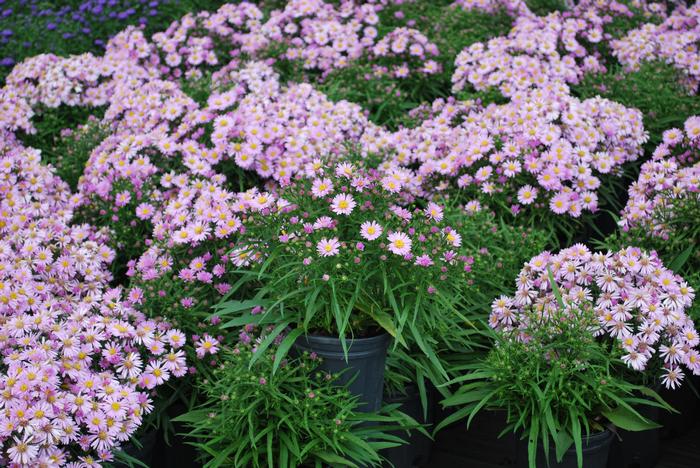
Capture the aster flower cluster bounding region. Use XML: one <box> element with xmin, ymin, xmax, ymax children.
<box><xmin>620</xmin><ymin>115</ymin><xmax>700</xmax><ymax>239</ymax></box>
<box><xmin>262</xmin><ymin>0</ymin><xmax>380</xmax><ymax>74</ymax></box>
<box><xmin>0</xmin><ymin>145</ymin><xmax>184</xmax><ymax>466</ymax></box>
<box><xmin>611</xmin><ymin>2</ymin><xmax>700</xmax><ymax>93</ymax></box>
<box><xmin>0</xmin><ymin>26</ymin><xmax>158</xmax><ymax>134</ymax></box>
<box><xmin>150</xmin><ymin>2</ymin><xmax>265</xmax><ymax>80</ymax></box>
<box><xmin>379</xmin><ymin>87</ymin><xmax>647</xmax><ymax>219</ymax></box>
<box><xmin>234</xmin><ymin>160</ymin><xmax>475</xmax><ymax>345</ymax></box>
<box><xmin>490</xmin><ymin>245</ymin><xmax>699</xmax><ymax>389</ymax></box>
<box><xmin>371</xmin><ymin>27</ymin><xmax>441</xmax><ymax>78</ymax></box>
<box><xmin>451</xmin><ymin>0</ymin><xmax>533</xmax><ymax>18</ymax></box>
<box><xmin>206</xmin><ymin>61</ymin><xmax>378</xmax><ymax>182</ymax></box>
<box><xmin>450</xmin><ymin>1</ymin><xmax>638</xmax><ymax>97</ymax></box>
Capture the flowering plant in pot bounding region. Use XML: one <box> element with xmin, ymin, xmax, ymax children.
<box><xmin>215</xmin><ymin>159</ymin><xmax>476</xmax><ymax>410</ymax></box>
<box><xmin>438</xmin><ymin>266</ymin><xmax>672</xmax><ymax>468</ymax></box>
<box><xmin>174</xmin><ymin>324</ymin><xmax>423</xmax><ymax>468</ymax></box>
<box><xmin>376</xmin><ymin>87</ymin><xmax>647</xmax><ymax>239</ymax></box>
<box><xmin>601</xmin><ymin>117</ymin><xmax>700</xmax><ymax>441</ymax></box>
<box><xmin>489</xmin><ymin>245</ymin><xmax>699</xmax><ymax>389</ymax></box>
<box><xmin>441</xmin><ymin>243</ymin><xmax>700</xmax><ymax>467</ymax></box>
<box><xmin>0</xmin><ymin>146</ymin><xmax>186</xmax><ymax>465</ymax></box>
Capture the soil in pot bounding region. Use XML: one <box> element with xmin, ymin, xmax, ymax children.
<box><xmin>293</xmin><ymin>333</ymin><xmax>390</xmax><ymax>413</ymax></box>
<box><xmin>382</xmin><ymin>384</ymin><xmax>434</xmax><ymax>467</ymax></box>
<box><xmin>517</xmin><ymin>430</ymin><xmax>614</xmax><ymax>468</ymax></box>
<box><xmin>606</xmin><ymin>405</ymin><xmax>660</xmax><ymax>468</ymax></box>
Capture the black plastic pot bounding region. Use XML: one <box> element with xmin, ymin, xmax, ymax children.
<box><xmin>517</xmin><ymin>430</ymin><xmax>614</xmax><ymax>468</ymax></box>
<box><xmin>293</xmin><ymin>333</ymin><xmax>390</xmax><ymax>412</ymax></box>
<box><xmin>606</xmin><ymin>405</ymin><xmax>660</xmax><ymax>468</ymax></box>
<box><xmin>695</xmin><ymin>375</ymin><xmax>700</xmax><ymax>421</ymax></box>
<box><xmin>381</xmin><ymin>384</ymin><xmax>434</xmax><ymax>467</ymax></box>
<box><xmin>660</xmin><ymin>380</ymin><xmax>700</xmax><ymax>439</ymax></box>
<box><xmin>431</xmin><ymin>408</ymin><xmax>517</xmax><ymax>466</ymax></box>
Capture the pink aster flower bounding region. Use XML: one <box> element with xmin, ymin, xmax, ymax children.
<box><xmin>195</xmin><ymin>334</ymin><xmax>220</xmax><ymax>358</ymax></box>
<box><xmin>360</xmin><ymin>221</ymin><xmax>383</xmax><ymax>241</ymax></box>
<box><xmin>311</xmin><ymin>178</ymin><xmax>334</xmax><ymax>197</ymax></box>
<box><xmin>135</xmin><ymin>203</ymin><xmax>155</xmax><ymax>220</ymax></box>
<box><xmin>330</xmin><ymin>193</ymin><xmax>356</xmax><ymax>215</ymax></box>
<box><xmin>424</xmin><ymin>202</ymin><xmax>444</xmax><ymax>222</ymax></box>
<box><xmin>317</xmin><ymin>238</ymin><xmax>341</xmax><ymax>257</ymax></box>
<box><xmin>387</xmin><ymin>231</ymin><xmax>412</xmax><ymax>256</ymax></box>
<box><xmin>517</xmin><ymin>185</ymin><xmax>538</xmax><ymax>205</ymax></box>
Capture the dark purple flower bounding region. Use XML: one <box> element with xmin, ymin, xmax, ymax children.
<box><xmin>0</xmin><ymin>57</ymin><xmax>15</xmax><ymax>67</ymax></box>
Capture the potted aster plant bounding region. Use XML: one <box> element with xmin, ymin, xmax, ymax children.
<box><xmin>599</xmin><ymin>117</ymin><xmax>700</xmax><ymax>458</ymax></box>
<box><xmin>215</xmin><ymin>159</ymin><xmax>475</xmax><ymax>411</ymax></box>
<box><xmin>438</xmin><ymin>299</ymin><xmax>666</xmax><ymax>468</ymax></box>
<box><xmin>174</xmin><ymin>324</ymin><xmax>423</xmax><ymax>468</ymax></box>
<box><xmin>450</xmin><ymin>244</ymin><xmax>699</xmax><ymax>468</ymax></box>
<box><xmin>437</xmin><ymin>245</ymin><xmax>693</xmax><ymax>468</ymax></box>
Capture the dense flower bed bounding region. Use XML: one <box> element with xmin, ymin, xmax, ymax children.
<box><xmin>1</xmin><ymin>0</ymin><xmax>700</xmax><ymax>466</ymax></box>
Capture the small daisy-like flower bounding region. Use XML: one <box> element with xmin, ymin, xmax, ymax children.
<box><xmin>444</xmin><ymin>229</ymin><xmax>462</xmax><ymax>247</ymax></box>
<box><xmin>196</xmin><ymin>334</ymin><xmax>220</xmax><ymax>358</ymax></box>
<box><xmin>311</xmin><ymin>178</ymin><xmax>334</xmax><ymax>197</ymax></box>
<box><xmin>135</xmin><ymin>203</ymin><xmax>155</xmax><ymax>220</ymax></box>
<box><xmin>387</xmin><ymin>232</ymin><xmax>412</xmax><ymax>256</ymax></box>
<box><xmin>424</xmin><ymin>202</ymin><xmax>444</xmax><ymax>222</ymax></box>
<box><xmin>330</xmin><ymin>194</ymin><xmax>356</xmax><ymax>215</ymax></box>
<box><xmin>662</xmin><ymin>366</ymin><xmax>684</xmax><ymax>390</ymax></box>
<box><xmin>360</xmin><ymin>221</ymin><xmax>383</xmax><ymax>241</ymax></box>
<box><xmin>517</xmin><ymin>185</ymin><xmax>538</xmax><ymax>205</ymax></box>
<box><xmin>317</xmin><ymin>238</ymin><xmax>341</xmax><ymax>257</ymax></box>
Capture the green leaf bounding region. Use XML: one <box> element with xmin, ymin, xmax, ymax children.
<box><xmin>272</xmin><ymin>328</ymin><xmax>304</xmax><ymax>374</ymax></box>
<box><xmin>547</xmin><ymin>267</ymin><xmax>564</xmax><ymax>309</ymax></box>
<box><xmin>113</xmin><ymin>450</ymin><xmax>150</xmax><ymax>468</ymax></box>
<box><xmin>602</xmin><ymin>405</ymin><xmax>661</xmax><ymax>431</ymax></box>
<box><xmin>669</xmin><ymin>244</ymin><xmax>695</xmax><ymax>272</ymax></box>
<box><xmin>554</xmin><ymin>429</ymin><xmax>573</xmax><ymax>462</ymax></box>
<box><xmin>365</xmin><ymin>307</ymin><xmax>398</xmax><ymax>338</ymax></box>
<box><xmin>249</xmin><ymin>321</ymin><xmax>290</xmax><ymax>368</ymax></box>
<box><xmin>314</xmin><ymin>451</ymin><xmax>357</xmax><ymax>467</ymax></box>
<box><xmin>570</xmin><ymin>411</ymin><xmax>582</xmax><ymax>468</ymax></box>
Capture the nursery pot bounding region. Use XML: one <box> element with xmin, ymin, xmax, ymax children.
<box><xmin>432</xmin><ymin>407</ymin><xmax>518</xmax><ymax>466</ymax></box>
<box><xmin>293</xmin><ymin>333</ymin><xmax>390</xmax><ymax>412</ymax></box>
<box><xmin>517</xmin><ymin>430</ymin><xmax>613</xmax><ymax>468</ymax></box>
<box><xmin>606</xmin><ymin>405</ymin><xmax>660</xmax><ymax>468</ymax></box>
<box><xmin>381</xmin><ymin>384</ymin><xmax>434</xmax><ymax>467</ymax></box>
<box><xmin>660</xmin><ymin>380</ymin><xmax>700</xmax><ymax>439</ymax></box>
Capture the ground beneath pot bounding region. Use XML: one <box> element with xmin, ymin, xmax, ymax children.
<box><xmin>423</xmin><ymin>416</ymin><xmax>700</xmax><ymax>468</ymax></box>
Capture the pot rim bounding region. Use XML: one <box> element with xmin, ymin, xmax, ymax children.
<box><xmin>294</xmin><ymin>332</ymin><xmax>390</xmax><ymax>359</ymax></box>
